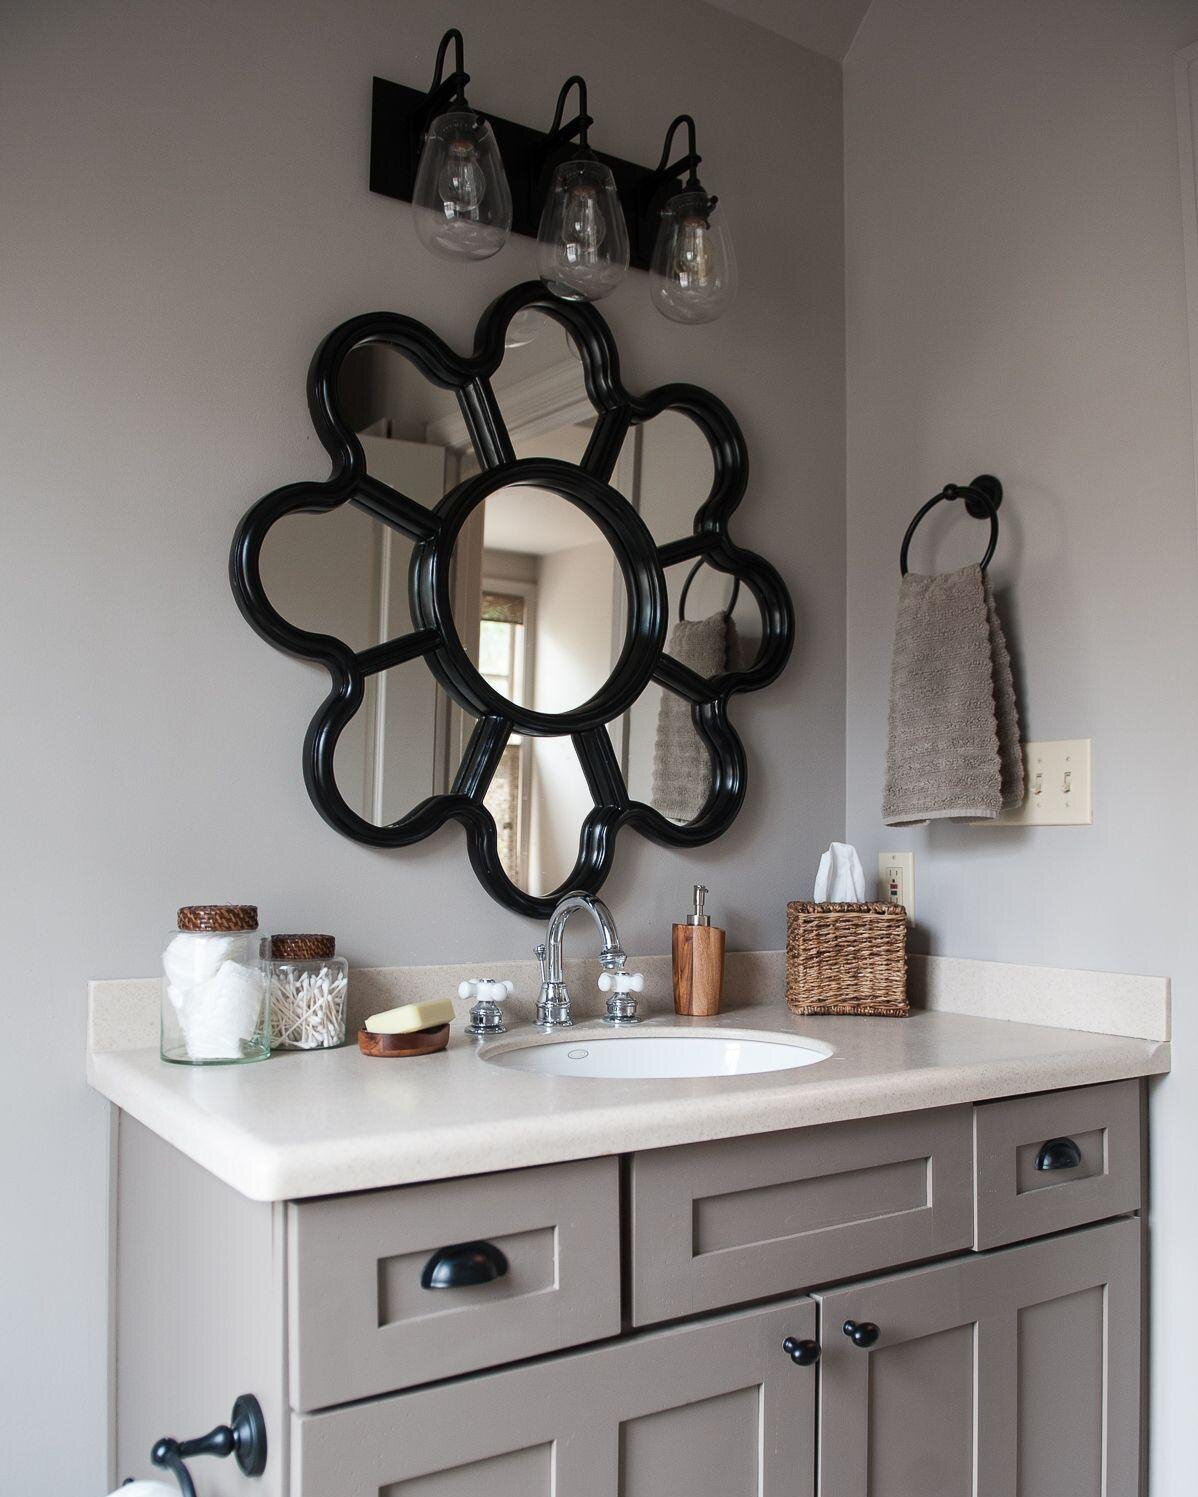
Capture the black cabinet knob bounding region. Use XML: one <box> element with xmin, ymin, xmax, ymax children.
<box><xmin>420</xmin><ymin>1240</ymin><xmax>510</xmax><ymax>1290</ymax></box>
<box><xmin>782</xmin><ymin>1336</ymin><xmax>821</xmax><ymax>1366</ymax></box>
<box><xmin>1035</xmin><ymin>1137</ymin><xmax>1083</xmax><ymax>1171</ymax></box>
<box><xmin>842</xmin><ymin>1319</ymin><xmax>880</xmax><ymax>1348</ymax></box>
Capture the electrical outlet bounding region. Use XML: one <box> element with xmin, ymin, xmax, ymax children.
<box><xmin>878</xmin><ymin>852</ymin><xmax>915</xmax><ymax>920</ymax></box>
<box><xmin>981</xmin><ymin>739</ymin><xmax>1093</xmax><ymax>826</ymax></box>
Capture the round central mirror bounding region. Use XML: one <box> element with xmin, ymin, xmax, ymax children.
<box><xmin>450</xmin><ymin>482</ymin><xmax>629</xmax><ymax>716</ymax></box>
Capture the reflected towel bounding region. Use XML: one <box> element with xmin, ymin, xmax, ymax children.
<box><xmin>883</xmin><ymin>564</ymin><xmax>1023</xmax><ymax>825</ymax></box>
<box><xmin>651</xmin><ymin>612</ymin><xmax>727</xmax><ymax>822</ymax></box>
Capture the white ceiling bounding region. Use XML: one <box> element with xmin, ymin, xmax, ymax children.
<box><xmin>698</xmin><ymin>0</ymin><xmax>873</xmax><ymax>61</ymax></box>
<box><xmin>483</xmin><ymin>485</ymin><xmax>606</xmax><ymax>557</ymax></box>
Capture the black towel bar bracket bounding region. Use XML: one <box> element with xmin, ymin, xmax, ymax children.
<box><xmin>899</xmin><ymin>473</ymin><xmax>1003</xmax><ymax>576</ymax></box>
<box><xmin>133</xmin><ymin>1394</ymin><xmax>267</xmax><ymax>1497</ymax></box>
<box><xmin>678</xmin><ymin>558</ymin><xmax>741</xmax><ymax>621</ymax></box>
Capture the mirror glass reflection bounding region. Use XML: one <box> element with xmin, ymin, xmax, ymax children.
<box><xmin>450</xmin><ymin>487</ymin><xmax>624</xmax><ymax>714</ymax></box>
<box><xmin>259</xmin><ymin>308</ymin><xmax>756</xmax><ymax>891</ymax></box>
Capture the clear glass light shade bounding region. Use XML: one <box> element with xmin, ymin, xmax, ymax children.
<box><xmin>536</xmin><ymin>158</ymin><xmax>630</xmax><ymax>302</ymax></box>
<box><xmin>649</xmin><ymin>190</ymin><xmax>737</xmax><ymax>324</ymax></box>
<box><xmin>412</xmin><ymin>110</ymin><xmax>512</xmax><ymax>261</ymax></box>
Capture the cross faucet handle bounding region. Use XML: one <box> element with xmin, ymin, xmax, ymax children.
<box><xmin>597</xmin><ymin>970</ymin><xmax>644</xmax><ymax>995</ymax></box>
<box><xmin>461</xmin><ymin>978</ymin><xmax>513</xmax><ymax>1036</ymax></box>
<box><xmin>598</xmin><ymin>969</ymin><xmax>644</xmax><ymax>1025</ymax></box>
<box><xmin>459</xmin><ymin>978</ymin><xmax>513</xmax><ymax>1004</ymax></box>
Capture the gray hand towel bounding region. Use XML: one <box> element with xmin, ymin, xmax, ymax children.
<box><xmin>651</xmin><ymin>612</ymin><xmax>727</xmax><ymax>822</ymax></box>
<box><xmin>883</xmin><ymin>563</ymin><xmax>1023</xmax><ymax>825</ymax></box>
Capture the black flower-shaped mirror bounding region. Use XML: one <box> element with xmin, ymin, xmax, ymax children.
<box><xmin>231</xmin><ymin>283</ymin><xmax>793</xmax><ymax>916</ymax></box>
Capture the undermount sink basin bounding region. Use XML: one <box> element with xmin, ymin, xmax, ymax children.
<box><xmin>481</xmin><ymin>1029</ymin><xmax>833</xmax><ymax>1079</ymax></box>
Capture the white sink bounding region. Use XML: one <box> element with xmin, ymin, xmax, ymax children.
<box><xmin>481</xmin><ymin>1029</ymin><xmax>832</xmax><ymax>1079</ymax></box>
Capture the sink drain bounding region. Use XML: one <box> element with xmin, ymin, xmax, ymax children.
<box><xmin>567</xmin><ymin>1049</ymin><xmax>590</xmax><ymax>1060</ymax></box>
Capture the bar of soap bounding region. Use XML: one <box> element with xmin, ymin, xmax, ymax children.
<box><xmin>364</xmin><ymin>998</ymin><xmax>456</xmax><ymax>1035</ymax></box>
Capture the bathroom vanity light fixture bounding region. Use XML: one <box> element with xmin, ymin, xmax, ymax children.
<box><xmin>410</xmin><ymin>28</ymin><xmax>512</xmax><ymax>261</ymax></box>
<box><xmin>535</xmin><ymin>77</ymin><xmax>629</xmax><ymax>302</ymax></box>
<box><xmin>370</xmin><ymin>32</ymin><xmax>736</xmax><ymax>320</ymax></box>
<box><xmin>648</xmin><ymin>115</ymin><xmax>736</xmax><ymax>324</ymax></box>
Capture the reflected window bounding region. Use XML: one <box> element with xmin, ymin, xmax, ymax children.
<box><xmin>478</xmin><ymin>590</ymin><xmax>527</xmax><ymax>701</ymax></box>
<box><xmin>480</xmin><ymin>588</ymin><xmax>533</xmax><ymax>883</ymax></box>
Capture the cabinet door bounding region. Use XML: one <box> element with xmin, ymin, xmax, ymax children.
<box><xmin>291</xmin><ymin>1297</ymin><xmax>817</xmax><ymax>1496</ymax></box>
<box><xmin>814</xmin><ymin>1217</ymin><xmax>1140</xmax><ymax>1497</ymax></box>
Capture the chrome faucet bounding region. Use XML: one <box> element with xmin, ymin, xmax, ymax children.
<box><xmin>535</xmin><ymin>891</ymin><xmax>643</xmax><ymax>1029</ymax></box>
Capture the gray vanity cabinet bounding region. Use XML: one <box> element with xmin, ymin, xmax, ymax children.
<box><xmin>109</xmin><ymin>1080</ymin><xmax>1145</xmax><ymax>1496</ymax></box>
<box><xmin>814</xmin><ymin>1216</ymin><xmax>1141</xmax><ymax>1496</ymax></box>
<box><xmin>291</xmin><ymin>1297</ymin><xmax>817</xmax><ymax>1496</ymax></box>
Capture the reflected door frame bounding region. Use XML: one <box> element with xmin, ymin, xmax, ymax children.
<box><xmin>355</xmin><ymin>422</ymin><xmax>457</xmax><ymax>813</ymax></box>
<box><xmin>427</xmin><ymin>361</ymin><xmax>642</xmax><ymax>784</ymax></box>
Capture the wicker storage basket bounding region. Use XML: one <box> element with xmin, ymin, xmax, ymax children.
<box><xmin>785</xmin><ymin>902</ymin><xmax>908</xmax><ymax>1017</ymax></box>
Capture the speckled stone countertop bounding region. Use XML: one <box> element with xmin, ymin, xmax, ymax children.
<box><xmin>87</xmin><ymin>959</ymin><xmax>1169</xmax><ymax>1200</ymax></box>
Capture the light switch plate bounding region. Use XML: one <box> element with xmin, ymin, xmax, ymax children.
<box><xmin>983</xmin><ymin>739</ymin><xmax>1093</xmax><ymax>826</ymax></box>
<box><xmin>878</xmin><ymin>852</ymin><xmax>915</xmax><ymax>920</ymax></box>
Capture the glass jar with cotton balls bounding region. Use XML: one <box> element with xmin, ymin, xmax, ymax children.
<box><xmin>161</xmin><ymin>904</ymin><xmax>269</xmax><ymax>1065</ymax></box>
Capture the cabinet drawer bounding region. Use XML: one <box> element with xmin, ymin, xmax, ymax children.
<box><xmin>629</xmin><ymin>1107</ymin><xmax>973</xmax><ymax>1325</ymax></box>
<box><xmin>287</xmin><ymin>1156</ymin><xmax>620</xmax><ymax>1411</ymax></box>
<box><xmin>973</xmin><ymin>1079</ymin><xmax>1142</xmax><ymax>1249</ymax></box>
<box><xmin>291</xmin><ymin>1296</ymin><xmax>816</xmax><ymax>1496</ymax></box>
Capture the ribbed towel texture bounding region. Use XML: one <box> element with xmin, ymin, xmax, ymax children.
<box><xmin>883</xmin><ymin>563</ymin><xmax>1023</xmax><ymax>825</ymax></box>
<box><xmin>651</xmin><ymin>612</ymin><xmax>729</xmax><ymax>822</ymax></box>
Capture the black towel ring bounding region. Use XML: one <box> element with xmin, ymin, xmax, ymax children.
<box><xmin>899</xmin><ymin>474</ymin><xmax>1003</xmax><ymax>576</ymax></box>
<box><xmin>678</xmin><ymin>559</ymin><xmax>740</xmax><ymax>621</ymax></box>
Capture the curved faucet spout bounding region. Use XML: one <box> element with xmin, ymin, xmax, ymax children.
<box><xmin>535</xmin><ymin>891</ymin><xmax>631</xmax><ymax>1030</ymax></box>
<box><xmin>544</xmin><ymin>892</ymin><xmax>626</xmax><ymax>984</ymax></box>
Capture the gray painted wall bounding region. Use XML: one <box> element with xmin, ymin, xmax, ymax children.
<box><xmin>842</xmin><ymin>4</ymin><xmax>1197</xmax><ymax>1493</ymax></box>
<box><xmin>0</xmin><ymin>1</ymin><xmax>844</xmax><ymax>1488</ymax></box>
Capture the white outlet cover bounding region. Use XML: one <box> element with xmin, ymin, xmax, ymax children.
<box><xmin>980</xmin><ymin>739</ymin><xmax>1093</xmax><ymax>826</ymax></box>
<box><xmin>878</xmin><ymin>851</ymin><xmax>915</xmax><ymax>921</ymax></box>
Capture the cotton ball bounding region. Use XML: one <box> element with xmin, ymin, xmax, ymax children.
<box><xmin>182</xmin><ymin>960</ymin><xmax>265</xmax><ymax>1060</ymax></box>
<box><xmin>162</xmin><ymin>932</ymin><xmax>235</xmax><ymax>987</ymax></box>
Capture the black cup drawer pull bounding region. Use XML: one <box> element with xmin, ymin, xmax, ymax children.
<box><xmin>420</xmin><ymin>1240</ymin><xmax>510</xmax><ymax>1290</ymax></box>
<box><xmin>782</xmin><ymin>1336</ymin><xmax>821</xmax><ymax>1366</ymax></box>
<box><xmin>1035</xmin><ymin>1137</ymin><xmax>1083</xmax><ymax>1172</ymax></box>
<box><xmin>843</xmin><ymin>1319</ymin><xmax>880</xmax><ymax>1348</ymax></box>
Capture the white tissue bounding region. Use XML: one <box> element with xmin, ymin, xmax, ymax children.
<box><xmin>814</xmin><ymin>842</ymin><xmax>866</xmax><ymax>902</ymax></box>
<box><xmin>106</xmin><ymin>1483</ymin><xmax>176</xmax><ymax>1497</ymax></box>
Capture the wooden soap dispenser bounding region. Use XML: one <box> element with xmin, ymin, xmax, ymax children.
<box><xmin>672</xmin><ymin>884</ymin><xmax>726</xmax><ymax>1016</ymax></box>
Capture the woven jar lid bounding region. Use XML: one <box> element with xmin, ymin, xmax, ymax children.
<box><xmin>271</xmin><ymin>933</ymin><xmax>336</xmax><ymax>961</ymax></box>
<box><xmin>177</xmin><ymin>904</ymin><xmax>259</xmax><ymax>933</ymax></box>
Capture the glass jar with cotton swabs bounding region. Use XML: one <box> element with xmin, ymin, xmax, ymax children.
<box><xmin>268</xmin><ymin>934</ymin><xmax>349</xmax><ymax>1051</ymax></box>
<box><xmin>161</xmin><ymin>905</ymin><xmax>270</xmax><ymax>1065</ymax></box>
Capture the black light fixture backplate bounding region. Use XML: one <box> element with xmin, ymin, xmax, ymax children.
<box><xmin>369</xmin><ymin>76</ymin><xmax>681</xmax><ymax>270</ymax></box>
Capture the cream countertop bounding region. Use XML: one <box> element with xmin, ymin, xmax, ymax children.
<box><xmin>87</xmin><ymin>987</ymin><xmax>1169</xmax><ymax>1202</ymax></box>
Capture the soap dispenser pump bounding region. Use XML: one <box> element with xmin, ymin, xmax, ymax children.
<box><xmin>672</xmin><ymin>884</ymin><xmax>726</xmax><ymax>1017</ymax></box>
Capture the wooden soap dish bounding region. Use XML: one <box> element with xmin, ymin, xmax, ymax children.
<box><xmin>357</xmin><ymin>1024</ymin><xmax>450</xmax><ymax>1058</ymax></box>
